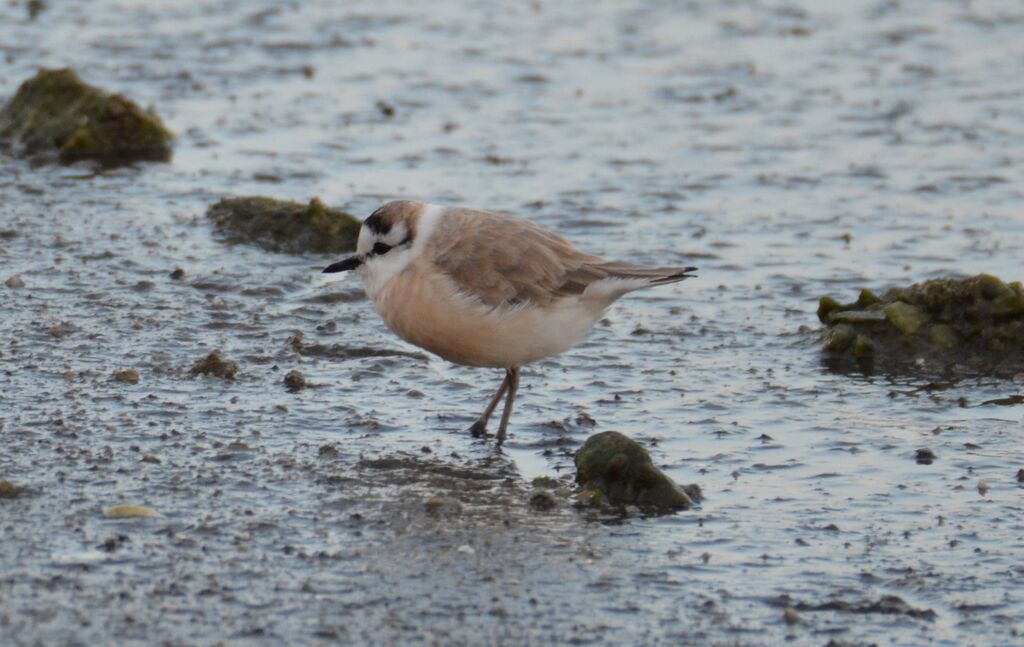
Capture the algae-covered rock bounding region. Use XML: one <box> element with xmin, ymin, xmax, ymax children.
<box><xmin>817</xmin><ymin>274</ymin><xmax>1024</xmax><ymax>377</ymax></box>
<box><xmin>0</xmin><ymin>68</ymin><xmax>172</xmax><ymax>166</ymax></box>
<box><xmin>190</xmin><ymin>350</ymin><xmax>239</xmax><ymax>380</ymax></box>
<box><xmin>207</xmin><ymin>196</ymin><xmax>360</xmax><ymax>254</ymax></box>
<box><xmin>574</xmin><ymin>431</ymin><xmax>700</xmax><ymax>513</ymax></box>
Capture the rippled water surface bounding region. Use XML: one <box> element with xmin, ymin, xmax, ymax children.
<box><xmin>2</xmin><ymin>1</ymin><xmax>1023</xmax><ymax>644</ymax></box>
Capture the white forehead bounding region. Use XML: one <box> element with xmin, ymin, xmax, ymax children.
<box><xmin>357</xmin><ymin>221</ymin><xmax>410</xmax><ymax>255</ymax></box>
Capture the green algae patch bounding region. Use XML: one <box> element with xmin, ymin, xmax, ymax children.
<box><xmin>207</xmin><ymin>196</ymin><xmax>361</xmax><ymax>255</ymax></box>
<box><xmin>0</xmin><ymin>68</ymin><xmax>172</xmax><ymax>166</ymax></box>
<box><xmin>574</xmin><ymin>431</ymin><xmax>700</xmax><ymax>514</ymax></box>
<box><xmin>818</xmin><ymin>274</ymin><xmax>1024</xmax><ymax>377</ymax></box>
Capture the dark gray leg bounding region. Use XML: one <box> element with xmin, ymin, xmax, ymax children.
<box><xmin>469</xmin><ymin>370</ymin><xmax>511</xmax><ymax>438</ymax></box>
<box><xmin>495</xmin><ymin>367</ymin><xmax>520</xmax><ymax>445</ymax></box>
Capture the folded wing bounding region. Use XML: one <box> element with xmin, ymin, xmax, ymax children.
<box><xmin>429</xmin><ymin>208</ymin><xmax>696</xmax><ymax>308</ymax></box>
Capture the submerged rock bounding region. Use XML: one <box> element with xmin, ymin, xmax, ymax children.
<box><xmin>574</xmin><ymin>431</ymin><xmax>700</xmax><ymax>513</ymax></box>
<box><xmin>206</xmin><ymin>196</ymin><xmax>360</xmax><ymax>254</ymax></box>
<box><xmin>190</xmin><ymin>350</ymin><xmax>239</xmax><ymax>380</ymax></box>
<box><xmin>0</xmin><ymin>68</ymin><xmax>173</xmax><ymax>166</ymax></box>
<box><xmin>817</xmin><ymin>275</ymin><xmax>1024</xmax><ymax>377</ymax></box>
<box><xmin>111</xmin><ymin>368</ymin><xmax>140</xmax><ymax>384</ymax></box>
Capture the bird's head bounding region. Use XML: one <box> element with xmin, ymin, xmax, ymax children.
<box><xmin>322</xmin><ymin>200</ymin><xmax>427</xmax><ymax>291</ymax></box>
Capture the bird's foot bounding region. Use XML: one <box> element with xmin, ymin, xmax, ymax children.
<box><xmin>468</xmin><ymin>419</ymin><xmax>488</xmax><ymax>438</ymax></box>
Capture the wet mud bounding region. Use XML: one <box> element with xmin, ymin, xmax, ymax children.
<box><xmin>2</xmin><ymin>1</ymin><xmax>1024</xmax><ymax>645</ymax></box>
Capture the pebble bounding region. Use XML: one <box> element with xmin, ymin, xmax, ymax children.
<box><xmin>112</xmin><ymin>368</ymin><xmax>140</xmax><ymax>384</ymax></box>
<box><xmin>783</xmin><ymin>607</ymin><xmax>800</xmax><ymax>625</ymax></box>
<box><xmin>104</xmin><ymin>504</ymin><xmax>157</xmax><ymax>518</ymax></box>
<box><xmin>0</xmin><ymin>480</ymin><xmax>20</xmax><ymax>499</ymax></box>
<box><xmin>284</xmin><ymin>369</ymin><xmax>306</xmax><ymax>391</ymax></box>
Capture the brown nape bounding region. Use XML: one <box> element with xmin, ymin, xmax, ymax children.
<box><xmin>366</xmin><ymin>200</ymin><xmax>425</xmax><ymax>237</ymax></box>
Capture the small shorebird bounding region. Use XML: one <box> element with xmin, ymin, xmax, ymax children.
<box><xmin>323</xmin><ymin>201</ymin><xmax>696</xmax><ymax>445</ymax></box>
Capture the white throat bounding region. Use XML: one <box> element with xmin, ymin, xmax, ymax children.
<box><xmin>359</xmin><ymin>203</ymin><xmax>444</xmax><ymax>301</ymax></box>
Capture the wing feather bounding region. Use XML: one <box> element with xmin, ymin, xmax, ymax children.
<box><xmin>429</xmin><ymin>208</ymin><xmax>695</xmax><ymax>308</ymax></box>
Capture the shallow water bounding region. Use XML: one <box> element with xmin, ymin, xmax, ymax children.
<box><xmin>2</xmin><ymin>0</ymin><xmax>1023</xmax><ymax>644</ymax></box>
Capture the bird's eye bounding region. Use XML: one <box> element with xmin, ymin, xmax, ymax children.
<box><xmin>372</xmin><ymin>242</ymin><xmax>392</xmax><ymax>256</ymax></box>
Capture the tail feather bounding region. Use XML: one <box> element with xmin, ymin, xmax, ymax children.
<box><xmin>599</xmin><ymin>263</ymin><xmax>698</xmax><ymax>284</ymax></box>
<box><xmin>563</xmin><ymin>262</ymin><xmax>697</xmax><ymax>300</ymax></box>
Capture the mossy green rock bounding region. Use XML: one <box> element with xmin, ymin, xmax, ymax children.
<box><xmin>0</xmin><ymin>68</ymin><xmax>172</xmax><ymax>165</ymax></box>
<box><xmin>818</xmin><ymin>275</ymin><xmax>1024</xmax><ymax>377</ymax></box>
<box><xmin>207</xmin><ymin>196</ymin><xmax>360</xmax><ymax>255</ymax></box>
<box><xmin>884</xmin><ymin>301</ymin><xmax>928</xmax><ymax>335</ymax></box>
<box><xmin>574</xmin><ymin>431</ymin><xmax>699</xmax><ymax>513</ymax></box>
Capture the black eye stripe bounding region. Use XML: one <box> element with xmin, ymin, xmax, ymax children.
<box><xmin>372</xmin><ymin>242</ymin><xmax>392</xmax><ymax>256</ymax></box>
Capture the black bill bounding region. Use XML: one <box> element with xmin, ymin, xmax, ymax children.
<box><xmin>322</xmin><ymin>256</ymin><xmax>362</xmax><ymax>273</ymax></box>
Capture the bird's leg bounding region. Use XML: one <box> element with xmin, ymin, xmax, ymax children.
<box><xmin>495</xmin><ymin>367</ymin><xmax>520</xmax><ymax>446</ymax></box>
<box><xmin>469</xmin><ymin>369</ymin><xmax>511</xmax><ymax>437</ymax></box>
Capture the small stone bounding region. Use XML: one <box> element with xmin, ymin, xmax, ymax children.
<box><xmin>104</xmin><ymin>504</ymin><xmax>156</xmax><ymax>518</ymax></box>
<box><xmin>284</xmin><ymin>369</ymin><xmax>307</xmax><ymax>391</ymax></box>
<box><xmin>528</xmin><ymin>490</ymin><xmax>557</xmax><ymax>511</ymax></box>
<box><xmin>456</xmin><ymin>544</ymin><xmax>475</xmax><ymax>556</ymax></box>
<box><xmin>5</xmin><ymin>275</ymin><xmax>25</xmax><ymax>289</ymax></box>
<box><xmin>977</xmin><ymin>480</ymin><xmax>989</xmax><ymax>496</ymax></box>
<box><xmin>915</xmin><ymin>448</ymin><xmax>936</xmax><ymax>465</ymax></box>
<box><xmin>425</xmin><ymin>496</ymin><xmax>462</xmax><ymax>517</ymax></box>
<box><xmin>190</xmin><ymin>350</ymin><xmax>238</xmax><ymax>380</ymax></box>
<box><xmin>111</xmin><ymin>368</ymin><xmax>140</xmax><ymax>384</ymax></box>
<box><xmin>141</xmin><ymin>455</ymin><xmax>161</xmax><ymax>464</ymax></box>
<box><xmin>169</xmin><ymin>267</ymin><xmax>186</xmax><ymax>280</ymax></box>
<box><xmin>531</xmin><ymin>476</ymin><xmax>560</xmax><ymax>489</ymax></box>
<box><xmin>100</xmin><ymin>537</ymin><xmax>118</xmax><ymax>551</ymax></box>
<box><xmin>575</xmin><ymin>431</ymin><xmax>698</xmax><ymax>513</ymax></box>
<box><xmin>318</xmin><ymin>444</ymin><xmax>338</xmax><ymax>456</ymax></box>
<box><xmin>1017</xmin><ymin>469</ymin><xmax>1024</xmax><ymax>483</ymax></box>
<box><xmin>884</xmin><ymin>301</ymin><xmax>929</xmax><ymax>335</ymax></box>
<box><xmin>783</xmin><ymin>607</ymin><xmax>800</xmax><ymax>625</ymax></box>
<box><xmin>0</xmin><ymin>480</ymin><xmax>20</xmax><ymax>499</ymax></box>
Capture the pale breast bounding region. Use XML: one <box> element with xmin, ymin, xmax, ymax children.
<box><xmin>371</xmin><ymin>259</ymin><xmax>603</xmax><ymax>368</ymax></box>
